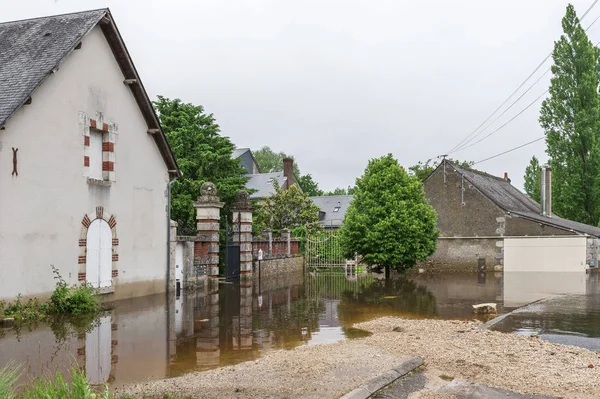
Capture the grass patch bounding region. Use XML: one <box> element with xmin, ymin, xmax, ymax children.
<box><xmin>1</xmin><ymin>266</ymin><xmax>101</xmax><ymax>323</ymax></box>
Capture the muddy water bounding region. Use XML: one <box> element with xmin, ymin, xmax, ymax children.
<box><xmin>0</xmin><ymin>271</ymin><xmax>524</xmax><ymax>387</ymax></box>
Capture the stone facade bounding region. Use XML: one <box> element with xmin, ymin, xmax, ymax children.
<box><xmin>254</xmin><ymin>255</ymin><xmax>304</xmax><ymax>279</ymax></box>
<box><xmin>423</xmin><ymin>163</ymin><xmax>575</xmax><ymax>270</ymax></box>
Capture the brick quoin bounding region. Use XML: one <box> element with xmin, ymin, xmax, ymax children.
<box><xmin>79</xmin><ymin>239</ymin><xmax>87</xmax><ymax>247</ymax></box>
<box><xmin>78</xmin><ymin>256</ymin><xmax>86</xmax><ymax>264</ymax></box>
<box><xmin>112</xmin><ymin>238</ymin><xmax>119</xmax><ymax>246</ymax></box>
<box><xmin>82</xmin><ymin>215</ymin><xmax>91</xmax><ymax>228</ymax></box>
<box><xmin>194</xmin><ymin>241</ymin><xmax>210</xmax><ymax>256</ymax></box>
<box><xmin>84</xmin><ymin>136</ymin><xmax>90</xmax><ymax>146</ymax></box>
<box><xmin>78</xmin><ymin>273</ymin><xmax>86</xmax><ymax>281</ymax></box>
<box><xmin>102</xmin><ymin>142</ymin><xmax>114</xmax><ymax>152</ymax></box>
<box><xmin>102</xmin><ymin>161</ymin><xmax>114</xmax><ymax>171</ymax></box>
<box><xmin>102</xmin><ymin>123</ymin><xmax>109</xmax><ymax>132</ymax></box>
<box><xmin>112</xmin><ymin>254</ymin><xmax>119</xmax><ymax>262</ymax></box>
<box><xmin>84</xmin><ymin>156</ymin><xmax>90</xmax><ymax>167</ymax></box>
<box><xmin>112</xmin><ymin>270</ymin><xmax>119</xmax><ymax>277</ymax></box>
<box><xmin>108</xmin><ymin>216</ymin><xmax>116</xmax><ymax>228</ymax></box>
<box><xmin>89</xmin><ymin>119</ymin><xmax>97</xmax><ymax>129</ymax></box>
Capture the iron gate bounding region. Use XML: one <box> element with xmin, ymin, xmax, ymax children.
<box><xmin>306</xmin><ymin>228</ymin><xmax>347</xmax><ymax>269</ymax></box>
<box><xmin>225</xmin><ymin>215</ymin><xmax>241</xmax><ymax>281</ymax></box>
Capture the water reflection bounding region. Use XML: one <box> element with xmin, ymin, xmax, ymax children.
<box><xmin>5</xmin><ymin>270</ymin><xmax>597</xmax><ymax>387</ymax></box>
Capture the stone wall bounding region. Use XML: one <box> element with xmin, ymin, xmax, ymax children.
<box><xmin>254</xmin><ymin>255</ymin><xmax>304</xmax><ymax>279</ymax></box>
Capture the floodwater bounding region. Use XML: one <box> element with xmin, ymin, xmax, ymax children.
<box><xmin>1</xmin><ymin>269</ymin><xmax>598</xmax><ymax>388</ymax></box>
<box><xmin>492</xmin><ymin>272</ymin><xmax>600</xmax><ymax>352</ymax></box>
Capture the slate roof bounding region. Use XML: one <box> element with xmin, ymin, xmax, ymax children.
<box><xmin>245</xmin><ymin>172</ymin><xmax>286</xmax><ymax>199</ymax></box>
<box><xmin>310</xmin><ymin>195</ymin><xmax>353</xmax><ymax>228</ymax></box>
<box><xmin>0</xmin><ymin>9</ymin><xmax>180</xmax><ymax>176</ymax></box>
<box><xmin>446</xmin><ymin>161</ymin><xmax>600</xmax><ymax>238</ymax></box>
<box><xmin>232</xmin><ymin>148</ymin><xmax>250</xmax><ymax>159</ymax></box>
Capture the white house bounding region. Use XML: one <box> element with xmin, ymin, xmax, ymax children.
<box><xmin>0</xmin><ymin>9</ymin><xmax>181</xmax><ymax>302</ymax></box>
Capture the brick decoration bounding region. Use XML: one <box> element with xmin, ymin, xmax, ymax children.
<box><xmin>78</xmin><ymin>211</ymin><xmax>118</xmax><ymax>288</ymax></box>
<box><xmin>83</xmin><ymin>114</ymin><xmax>117</xmax><ymax>182</ymax></box>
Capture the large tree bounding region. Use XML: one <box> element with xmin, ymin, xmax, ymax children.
<box><xmin>324</xmin><ymin>186</ymin><xmax>356</xmax><ymax>196</ymax></box>
<box><xmin>540</xmin><ymin>4</ymin><xmax>600</xmax><ymax>225</ymax></box>
<box><xmin>154</xmin><ymin>96</ymin><xmax>248</xmax><ymax>234</ymax></box>
<box><xmin>340</xmin><ymin>154</ymin><xmax>439</xmax><ymax>278</ymax></box>
<box><xmin>523</xmin><ymin>156</ymin><xmax>542</xmax><ymax>203</ymax></box>
<box><xmin>253</xmin><ymin>146</ymin><xmax>301</xmax><ymax>176</ymax></box>
<box><xmin>298</xmin><ymin>174</ymin><xmax>323</xmax><ymax>196</ymax></box>
<box><xmin>254</xmin><ymin>181</ymin><xmax>320</xmax><ymax>234</ymax></box>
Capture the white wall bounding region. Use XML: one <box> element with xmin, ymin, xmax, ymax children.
<box><xmin>504</xmin><ymin>236</ymin><xmax>587</xmax><ymax>273</ymax></box>
<box><xmin>0</xmin><ymin>26</ymin><xmax>170</xmax><ymax>301</ymax></box>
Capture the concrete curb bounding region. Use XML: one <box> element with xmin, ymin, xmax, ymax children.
<box><xmin>480</xmin><ymin>297</ymin><xmax>552</xmax><ymax>330</ymax></box>
<box><xmin>339</xmin><ymin>357</ymin><xmax>424</xmax><ymax>399</ymax></box>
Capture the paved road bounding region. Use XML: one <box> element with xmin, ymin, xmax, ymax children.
<box><xmin>376</xmin><ymin>371</ymin><xmax>557</xmax><ymax>399</ymax></box>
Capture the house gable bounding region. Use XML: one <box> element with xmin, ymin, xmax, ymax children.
<box><xmin>0</xmin><ymin>8</ymin><xmax>179</xmax><ymax>177</ymax></box>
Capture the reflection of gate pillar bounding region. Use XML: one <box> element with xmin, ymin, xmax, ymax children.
<box><xmin>194</xmin><ymin>183</ymin><xmax>224</xmax><ymax>291</ymax></box>
<box><xmin>233</xmin><ymin>191</ymin><xmax>253</xmax><ymax>280</ymax></box>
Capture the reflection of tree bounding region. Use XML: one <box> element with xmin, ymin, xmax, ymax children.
<box><xmin>337</xmin><ymin>277</ymin><xmax>438</xmax><ymax>324</ymax></box>
<box><xmin>252</xmin><ymin>291</ymin><xmax>323</xmax><ymax>349</ymax></box>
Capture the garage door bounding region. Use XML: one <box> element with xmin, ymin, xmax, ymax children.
<box><xmin>504</xmin><ymin>236</ymin><xmax>586</xmax><ymax>272</ymax></box>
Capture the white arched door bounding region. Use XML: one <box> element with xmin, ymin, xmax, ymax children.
<box><xmin>86</xmin><ymin>219</ymin><xmax>112</xmax><ymax>288</ymax></box>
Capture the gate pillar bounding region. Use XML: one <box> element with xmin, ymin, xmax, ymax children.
<box><xmin>233</xmin><ymin>191</ymin><xmax>253</xmax><ymax>281</ymax></box>
<box><xmin>194</xmin><ymin>182</ymin><xmax>224</xmax><ymax>291</ymax></box>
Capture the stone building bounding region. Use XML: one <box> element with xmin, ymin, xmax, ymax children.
<box><xmin>423</xmin><ymin>160</ymin><xmax>600</xmax><ymax>270</ymax></box>
<box><xmin>0</xmin><ymin>9</ymin><xmax>180</xmax><ymax>301</ymax></box>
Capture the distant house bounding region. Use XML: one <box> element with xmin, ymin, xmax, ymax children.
<box><xmin>232</xmin><ymin>148</ymin><xmax>261</xmax><ymax>174</ymax></box>
<box><xmin>232</xmin><ymin>148</ymin><xmax>300</xmax><ymax>200</ymax></box>
<box><xmin>424</xmin><ymin>160</ymin><xmax>600</xmax><ymax>272</ymax></box>
<box><xmin>0</xmin><ymin>9</ymin><xmax>180</xmax><ymax>302</ymax></box>
<box><xmin>310</xmin><ymin>195</ymin><xmax>353</xmax><ymax>229</ymax></box>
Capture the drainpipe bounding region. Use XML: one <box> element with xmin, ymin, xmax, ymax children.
<box><xmin>167</xmin><ymin>175</ymin><xmax>179</xmax><ymax>292</ymax></box>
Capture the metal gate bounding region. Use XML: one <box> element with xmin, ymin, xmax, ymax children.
<box><xmin>306</xmin><ymin>229</ymin><xmax>347</xmax><ymax>269</ymax></box>
<box><xmin>225</xmin><ymin>215</ymin><xmax>241</xmax><ymax>281</ymax></box>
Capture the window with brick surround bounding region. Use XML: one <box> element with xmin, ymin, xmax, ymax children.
<box><xmin>89</xmin><ymin>129</ymin><xmax>104</xmax><ymax>180</ymax></box>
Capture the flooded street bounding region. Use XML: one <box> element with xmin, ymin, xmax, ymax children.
<box><xmin>1</xmin><ymin>269</ymin><xmax>599</xmax><ymax>388</ymax></box>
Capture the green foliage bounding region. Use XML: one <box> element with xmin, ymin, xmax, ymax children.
<box><xmin>297</xmin><ymin>174</ymin><xmax>323</xmax><ymax>196</ymax></box>
<box><xmin>540</xmin><ymin>4</ymin><xmax>600</xmax><ymax>225</ymax></box>
<box><xmin>339</xmin><ymin>154</ymin><xmax>439</xmax><ymax>273</ymax></box>
<box><xmin>0</xmin><ymin>361</ymin><xmax>20</xmax><ymax>399</ymax></box>
<box><xmin>524</xmin><ymin>156</ymin><xmax>542</xmax><ymax>203</ymax></box>
<box><xmin>323</xmin><ymin>186</ymin><xmax>356</xmax><ymax>196</ymax></box>
<box><xmin>154</xmin><ymin>96</ymin><xmax>248</xmax><ymax>235</ymax></box>
<box><xmin>2</xmin><ymin>266</ymin><xmax>101</xmax><ymax>322</ymax></box>
<box><xmin>252</xmin><ymin>146</ymin><xmax>301</xmax><ymax>176</ymax></box>
<box><xmin>254</xmin><ymin>181</ymin><xmax>321</xmax><ymax>235</ymax></box>
<box><xmin>408</xmin><ymin>158</ymin><xmax>474</xmax><ymax>182</ymax></box>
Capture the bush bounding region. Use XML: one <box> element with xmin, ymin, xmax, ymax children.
<box><xmin>1</xmin><ymin>266</ymin><xmax>101</xmax><ymax>321</ymax></box>
<box><xmin>46</xmin><ymin>266</ymin><xmax>100</xmax><ymax>315</ymax></box>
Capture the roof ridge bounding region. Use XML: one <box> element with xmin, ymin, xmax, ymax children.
<box><xmin>0</xmin><ymin>8</ymin><xmax>107</xmax><ymax>25</ymax></box>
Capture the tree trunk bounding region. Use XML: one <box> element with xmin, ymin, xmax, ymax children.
<box><xmin>385</xmin><ymin>265</ymin><xmax>390</xmax><ymax>280</ymax></box>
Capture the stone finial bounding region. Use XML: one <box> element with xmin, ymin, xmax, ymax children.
<box><xmin>234</xmin><ymin>190</ymin><xmax>252</xmax><ymax>211</ymax></box>
<box><xmin>200</xmin><ymin>182</ymin><xmax>217</xmax><ymax>196</ymax></box>
<box><xmin>195</xmin><ymin>182</ymin><xmax>223</xmax><ymax>207</ymax></box>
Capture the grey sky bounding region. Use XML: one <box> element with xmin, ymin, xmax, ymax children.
<box><xmin>3</xmin><ymin>0</ymin><xmax>597</xmax><ymax>192</ymax></box>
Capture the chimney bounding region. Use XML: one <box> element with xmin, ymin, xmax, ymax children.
<box><xmin>283</xmin><ymin>158</ymin><xmax>294</xmax><ymax>189</ymax></box>
<box><xmin>540</xmin><ymin>164</ymin><xmax>552</xmax><ymax>217</ymax></box>
<box><xmin>503</xmin><ymin>172</ymin><xmax>511</xmax><ymax>183</ymax></box>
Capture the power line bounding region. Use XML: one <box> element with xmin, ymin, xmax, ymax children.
<box><xmin>451</xmin><ymin>88</ymin><xmax>549</xmax><ymax>155</ymax></box>
<box><xmin>446</xmin><ymin>0</ymin><xmax>600</xmax><ymax>155</ymax></box>
<box><xmin>472</xmin><ymin>136</ymin><xmax>546</xmax><ymax>166</ymax></box>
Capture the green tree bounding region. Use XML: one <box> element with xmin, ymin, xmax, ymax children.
<box><xmin>254</xmin><ymin>181</ymin><xmax>321</xmax><ymax>234</ymax></box>
<box><xmin>339</xmin><ymin>154</ymin><xmax>439</xmax><ymax>278</ymax></box>
<box><xmin>253</xmin><ymin>146</ymin><xmax>301</xmax><ymax>176</ymax></box>
<box><xmin>154</xmin><ymin>96</ymin><xmax>248</xmax><ymax>234</ymax></box>
<box><xmin>540</xmin><ymin>4</ymin><xmax>600</xmax><ymax>225</ymax></box>
<box><xmin>298</xmin><ymin>174</ymin><xmax>323</xmax><ymax>196</ymax></box>
<box><xmin>523</xmin><ymin>156</ymin><xmax>542</xmax><ymax>203</ymax></box>
<box><xmin>324</xmin><ymin>186</ymin><xmax>356</xmax><ymax>196</ymax></box>
<box><xmin>409</xmin><ymin>158</ymin><xmax>474</xmax><ymax>182</ymax></box>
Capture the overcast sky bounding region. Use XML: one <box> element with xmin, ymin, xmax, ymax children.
<box><xmin>3</xmin><ymin>0</ymin><xmax>598</xmax><ymax>192</ymax></box>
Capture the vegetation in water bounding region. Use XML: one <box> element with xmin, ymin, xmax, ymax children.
<box><xmin>339</xmin><ymin>154</ymin><xmax>439</xmax><ymax>276</ymax></box>
<box><xmin>1</xmin><ymin>266</ymin><xmax>101</xmax><ymax>323</ymax></box>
